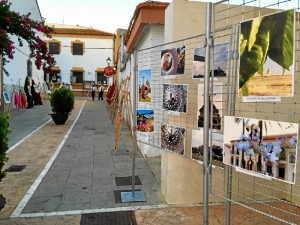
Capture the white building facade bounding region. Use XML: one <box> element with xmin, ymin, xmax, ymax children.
<box><xmin>45</xmin><ymin>23</ymin><xmax>115</xmax><ymax>87</ymax></box>
<box><xmin>3</xmin><ymin>0</ymin><xmax>44</xmax><ymax>97</ymax></box>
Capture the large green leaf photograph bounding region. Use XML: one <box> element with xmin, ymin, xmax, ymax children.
<box><xmin>239</xmin><ymin>9</ymin><xmax>295</xmax><ymax>97</ymax></box>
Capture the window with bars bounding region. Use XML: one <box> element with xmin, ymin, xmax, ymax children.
<box><xmin>49</xmin><ymin>42</ymin><xmax>60</xmax><ymax>54</ymax></box>
<box><xmin>72</xmin><ymin>43</ymin><xmax>84</xmax><ymax>55</ymax></box>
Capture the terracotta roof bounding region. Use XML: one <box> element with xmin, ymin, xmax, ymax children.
<box><xmin>50</xmin><ymin>28</ymin><xmax>114</xmax><ymax>36</ymax></box>
<box><xmin>46</xmin><ymin>23</ymin><xmax>114</xmax><ymax>37</ymax></box>
<box><xmin>124</xmin><ymin>1</ymin><xmax>169</xmax><ymax>46</ymax></box>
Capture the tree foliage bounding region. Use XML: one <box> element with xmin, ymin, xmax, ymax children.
<box><xmin>0</xmin><ymin>112</ymin><xmax>9</xmax><ymax>182</ymax></box>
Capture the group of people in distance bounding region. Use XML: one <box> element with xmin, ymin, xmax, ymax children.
<box><xmin>59</xmin><ymin>82</ymin><xmax>72</xmax><ymax>90</ymax></box>
<box><xmin>91</xmin><ymin>84</ymin><xmax>105</xmax><ymax>101</ymax></box>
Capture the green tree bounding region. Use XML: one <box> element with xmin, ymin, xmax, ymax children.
<box><xmin>0</xmin><ymin>112</ymin><xmax>9</xmax><ymax>181</ymax></box>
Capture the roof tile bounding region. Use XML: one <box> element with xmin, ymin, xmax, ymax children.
<box><xmin>51</xmin><ymin>28</ymin><xmax>114</xmax><ymax>36</ymax></box>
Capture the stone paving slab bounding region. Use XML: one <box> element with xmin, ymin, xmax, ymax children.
<box><xmin>20</xmin><ymin>99</ymin><xmax>165</xmax><ymax>214</ymax></box>
<box><xmin>134</xmin><ymin>203</ymin><xmax>300</xmax><ymax>225</ymax></box>
<box><xmin>0</xmin><ymin>99</ymin><xmax>84</xmax><ymax>224</ymax></box>
<box><xmin>0</xmin><ymin>98</ymin><xmax>298</xmax><ymax>224</ymax></box>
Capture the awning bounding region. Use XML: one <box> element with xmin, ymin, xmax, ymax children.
<box><xmin>51</xmin><ymin>66</ymin><xmax>61</xmax><ymax>71</ymax></box>
<box><xmin>95</xmin><ymin>67</ymin><xmax>104</xmax><ymax>72</ymax></box>
<box><xmin>71</xmin><ymin>67</ymin><xmax>84</xmax><ymax>72</ymax></box>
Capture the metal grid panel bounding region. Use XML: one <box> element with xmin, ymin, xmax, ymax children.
<box><xmin>137</xmin><ymin>34</ymin><xmax>207</xmax><ymax>158</ymax></box>
<box><xmin>136</xmin><ymin>0</ymin><xmax>300</xmax><ymax>224</ymax></box>
<box><xmin>211</xmin><ymin>1</ymin><xmax>300</xmax><ymax>224</ymax></box>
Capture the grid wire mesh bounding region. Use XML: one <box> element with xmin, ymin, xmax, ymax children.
<box><xmin>135</xmin><ymin>0</ymin><xmax>300</xmax><ymax>224</ymax></box>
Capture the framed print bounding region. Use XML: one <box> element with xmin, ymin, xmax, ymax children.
<box><xmin>3</xmin><ymin>92</ymin><xmax>10</xmax><ymax>104</ymax></box>
<box><xmin>223</xmin><ymin>116</ymin><xmax>298</xmax><ymax>184</ymax></box>
<box><xmin>136</xmin><ymin>109</ymin><xmax>154</xmax><ymax>132</ymax></box>
<box><xmin>197</xmin><ymin>83</ymin><xmax>222</xmax><ymax>130</ymax></box>
<box><xmin>161</xmin><ymin>123</ymin><xmax>185</xmax><ymax>154</ymax></box>
<box><xmin>138</xmin><ymin>69</ymin><xmax>152</xmax><ymax>102</ymax></box>
<box><xmin>161</xmin><ymin>46</ymin><xmax>185</xmax><ymax>76</ymax></box>
<box><xmin>239</xmin><ymin>9</ymin><xmax>295</xmax><ymax>98</ymax></box>
<box><xmin>193</xmin><ymin>42</ymin><xmax>228</xmax><ymax>79</ymax></box>
<box><xmin>192</xmin><ymin>129</ymin><xmax>223</xmax><ymax>164</ymax></box>
<box><xmin>162</xmin><ymin>84</ymin><xmax>188</xmax><ymax>113</ymax></box>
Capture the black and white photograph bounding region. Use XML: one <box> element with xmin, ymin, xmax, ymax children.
<box><xmin>161</xmin><ymin>123</ymin><xmax>185</xmax><ymax>154</ymax></box>
<box><xmin>163</xmin><ymin>84</ymin><xmax>188</xmax><ymax>113</ymax></box>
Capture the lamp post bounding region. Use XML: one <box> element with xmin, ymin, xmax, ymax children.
<box><xmin>106</xmin><ymin>57</ymin><xmax>111</xmax><ymax>65</ymax></box>
<box><xmin>104</xmin><ymin>57</ymin><xmax>114</xmax><ymax>77</ymax></box>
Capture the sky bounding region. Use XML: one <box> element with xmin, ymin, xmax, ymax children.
<box><xmin>37</xmin><ymin>0</ymin><xmax>297</xmax><ymax>34</ymax></box>
<box><xmin>138</xmin><ymin>69</ymin><xmax>151</xmax><ymax>86</ymax></box>
<box><xmin>37</xmin><ymin>0</ymin><xmax>171</xmax><ymax>33</ymax></box>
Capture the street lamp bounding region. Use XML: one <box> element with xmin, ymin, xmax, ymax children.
<box><xmin>106</xmin><ymin>57</ymin><xmax>112</xmax><ymax>66</ymax></box>
<box><xmin>104</xmin><ymin>57</ymin><xmax>114</xmax><ymax>77</ymax></box>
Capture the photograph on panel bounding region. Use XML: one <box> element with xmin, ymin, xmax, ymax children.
<box><xmin>197</xmin><ymin>83</ymin><xmax>222</xmax><ymax>130</ymax></box>
<box><xmin>191</xmin><ymin>129</ymin><xmax>224</xmax><ymax>165</ymax></box>
<box><xmin>136</xmin><ymin>109</ymin><xmax>154</xmax><ymax>132</ymax></box>
<box><xmin>161</xmin><ymin>46</ymin><xmax>185</xmax><ymax>76</ymax></box>
<box><xmin>162</xmin><ymin>84</ymin><xmax>188</xmax><ymax>113</ymax></box>
<box><xmin>223</xmin><ymin>116</ymin><xmax>298</xmax><ymax>184</ymax></box>
<box><xmin>239</xmin><ymin>9</ymin><xmax>295</xmax><ymax>97</ymax></box>
<box><xmin>192</xmin><ymin>42</ymin><xmax>228</xmax><ymax>79</ymax></box>
<box><xmin>161</xmin><ymin>123</ymin><xmax>185</xmax><ymax>154</ymax></box>
<box><xmin>138</xmin><ymin>69</ymin><xmax>152</xmax><ymax>102</ymax></box>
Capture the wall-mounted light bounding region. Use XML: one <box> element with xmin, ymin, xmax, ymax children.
<box><xmin>104</xmin><ymin>57</ymin><xmax>114</xmax><ymax>77</ymax></box>
<box><xmin>106</xmin><ymin>57</ymin><xmax>112</xmax><ymax>66</ymax></box>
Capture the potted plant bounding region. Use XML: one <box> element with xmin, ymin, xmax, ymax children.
<box><xmin>49</xmin><ymin>87</ymin><xmax>74</xmax><ymax>125</ymax></box>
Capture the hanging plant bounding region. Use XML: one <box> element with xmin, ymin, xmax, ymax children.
<box><xmin>0</xmin><ymin>0</ymin><xmax>56</xmax><ymax>75</ymax></box>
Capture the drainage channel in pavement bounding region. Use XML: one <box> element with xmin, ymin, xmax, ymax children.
<box><xmin>6</xmin><ymin>165</ymin><xmax>27</xmax><ymax>172</ymax></box>
<box><xmin>80</xmin><ymin>211</ymin><xmax>136</xmax><ymax>225</ymax></box>
<box><xmin>115</xmin><ymin>176</ymin><xmax>142</xmax><ymax>186</ymax></box>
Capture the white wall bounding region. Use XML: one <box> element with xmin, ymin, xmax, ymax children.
<box><xmin>165</xmin><ymin>0</ymin><xmax>206</xmax><ymax>43</ymax></box>
<box><xmin>10</xmin><ymin>0</ymin><xmax>41</xmax><ymax>20</ymax></box>
<box><xmin>120</xmin><ymin>24</ymin><xmax>165</xmax><ymax>157</ymax></box>
<box><xmin>49</xmin><ymin>35</ymin><xmax>113</xmax><ymax>83</ymax></box>
<box><xmin>3</xmin><ymin>0</ymin><xmax>44</xmax><ymax>95</ymax></box>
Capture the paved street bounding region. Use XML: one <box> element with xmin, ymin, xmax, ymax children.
<box><xmin>21</xmin><ymin>99</ymin><xmax>164</xmax><ymax>214</ymax></box>
<box><xmin>1</xmin><ymin>97</ymin><xmax>185</xmax><ymax>225</ymax></box>
<box><xmin>0</xmin><ymin>97</ymin><xmax>297</xmax><ymax>225</ymax></box>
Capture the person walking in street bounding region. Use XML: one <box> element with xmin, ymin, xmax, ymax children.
<box><xmin>91</xmin><ymin>84</ymin><xmax>96</xmax><ymax>100</ymax></box>
<box><xmin>98</xmin><ymin>84</ymin><xmax>104</xmax><ymax>101</ymax></box>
